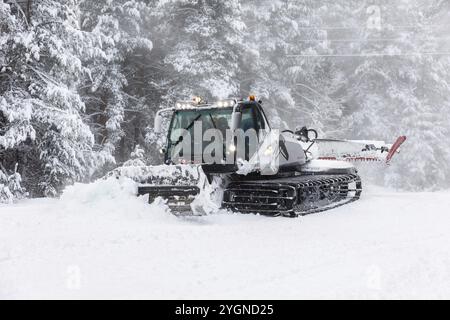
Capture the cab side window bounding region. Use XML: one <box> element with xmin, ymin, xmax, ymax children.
<box><xmin>255</xmin><ymin>106</ymin><xmax>270</xmax><ymax>138</ymax></box>
<box><xmin>255</xmin><ymin>108</ymin><xmax>265</xmax><ymax>131</ymax></box>
<box><xmin>240</xmin><ymin>107</ymin><xmax>255</xmax><ymax>132</ymax></box>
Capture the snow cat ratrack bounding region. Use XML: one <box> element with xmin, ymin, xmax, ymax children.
<box><xmin>110</xmin><ymin>96</ymin><xmax>406</xmax><ymax>217</ymax></box>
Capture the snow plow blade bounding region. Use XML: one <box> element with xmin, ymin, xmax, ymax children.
<box><xmin>137</xmin><ymin>185</ymin><xmax>200</xmax><ymax>213</ymax></box>
<box><xmin>316</xmin><ymin>136</ymin><xmax>406</xmax><ymax>164</ymax></box>
<box><xmin>106</xmin><ymin>165</ymin><xmax>206</xmax><ymax>215</ymax></box>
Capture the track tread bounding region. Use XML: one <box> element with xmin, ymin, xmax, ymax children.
<box><xmin>223</xmin><ymin>174</ymin><xmax>362</xmax><ymax>217</ymax></box>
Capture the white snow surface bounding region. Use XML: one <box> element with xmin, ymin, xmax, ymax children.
<box><xmin>302</xmin><ymin>159</ymin><xmax>355</xmax><ymax>171</ymax></box>
<box><xmin>1</xmin><ymin>178</ymin><xmax>450</xmax><ymax>299</ymax></box>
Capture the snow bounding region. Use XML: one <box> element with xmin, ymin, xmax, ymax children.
<box><xmin>302</xmin><ymin>159</ymin><xmax>354</xmax><ymax>171</ymax></box>
<box><xmin>1</xmin><ymin>179</ymin><xmax>450</xmax><ymax>299</ymax></box>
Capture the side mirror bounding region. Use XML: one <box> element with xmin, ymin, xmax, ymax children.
<box><xmin>295</xmin><ymin>127</ymin><xmax>318</xmax><ymax>142</ymax></box>
<box><xmin>154</xmin><ymin>113</ymin><xmax>163</xmax><ymax>134</ymax></box>
<box><xmin>307</xmin><ymin>129</ymin><xmax>318</xmax><ymax>142</ymax></box>
<box><xmin>231</xmin><ymin>111</ymin><xmax>242</xmax><ymax>132</ymax></box>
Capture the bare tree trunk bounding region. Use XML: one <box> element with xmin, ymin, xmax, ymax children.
<box><xmin>27</xmin><ymin>0</ymin><xmax>32</xmax><ymax>23</ymax></box>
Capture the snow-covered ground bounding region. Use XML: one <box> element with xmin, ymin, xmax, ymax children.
<box><xmin>1</xmin><ymin>178</ymin><xmax>450</xmax><ymax>299</ymax></box>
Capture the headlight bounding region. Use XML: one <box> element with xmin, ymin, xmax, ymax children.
<box><xmin>216</xmin><ymin>99</ymin><xmax>235</xmax><ymax>108</ymax></box>
<box><xmin>229</xmin><ymin>144</ymin><xmax>236</xmax><ymax>152</ymax></box>
<box><xmin>264</xmin><ymin>145</ymin><xmax>273</xmax><ymax>156</ymax></box>
<box><xmin>192</xmin><ymin>96</ymin><xmax>202</xmax><ymax>104</ymax></box>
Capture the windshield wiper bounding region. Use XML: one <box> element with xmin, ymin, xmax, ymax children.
<box><xmin>208</xmin><ymin>113</ymin><xmax>217</xmax><ymax>129</ymax></box>
<box><xmin>171</xmin><ymin>114</ymin><xmax>202</xmax><ymax>147</ymax></box>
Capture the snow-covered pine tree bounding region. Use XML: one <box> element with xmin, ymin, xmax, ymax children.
<box><xmin>1</xmin><ymin>0</ymin><xmax>35</xmax><ymax>201</ymax></box>
<box><xmin>1</xmin><ymin>0</ymin><xmax>108</xmax><ymax>197</ymax></box>
<box><xmin>0</xmin><ymin>163</ymin><xmax>26</xmax><ymax>203</ymax></box>
<box><xmin>385</xmin><ymin>0</ymin><xmax>450</xmax><ymax>190</ymax></box>
<box><xmin>334</xmin><ymin>0</ymin><xmax>450</xmax><ymax>190</ymax></box>
<box><xmin>154</xmin><ymin>0</ymin><xmax>246</xmax><ymax>103</ymax></box>
<box><xmin>241</xmin><ymin>0</ymin><xmax>343</xmax><ymax>135</ymax></box>
<box><xmin>80</xmin><ymin>0</ymin><xmax>153</xmax><ymax>163</ymax></box>
<box><xmin>122</xmin><ymin>144</ymin><xmax>146</xmax><ymax>167</ymax></box>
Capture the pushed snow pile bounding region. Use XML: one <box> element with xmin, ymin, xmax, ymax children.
<box><xmin>61</xmin><ymin>177</ymin><xmax>137</xmax><ymax>204</ymax></box>
<box><xmin>58</xmin><ymin>176</ymin><xmax>171</xmax><ymax>220</ymax></box>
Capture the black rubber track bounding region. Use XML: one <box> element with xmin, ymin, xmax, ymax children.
<box><xmin>223</xmin><ymin>174</ymin><xmax>362</xmax><ymax>217</ymax></box>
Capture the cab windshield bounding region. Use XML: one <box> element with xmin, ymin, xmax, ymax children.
<box><xmin>169</xmin><ymin>108</ymin><xmax>233</xmax><ymax>144</ymax></box>
<box><xmin>166</xmin><ymin>105</ymin><xmax>258</xmax><ymax>163</ymax></box>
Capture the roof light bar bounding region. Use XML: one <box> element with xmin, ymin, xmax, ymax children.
<box><xmin>174</xmin><ymin>98</ymin><xmax>237</xmax><ymax>109</ymax></box>
<box><xmin>216</xmin><ymin>99</ymin><xmax>236</xmax><ymax>107</ymax></box>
